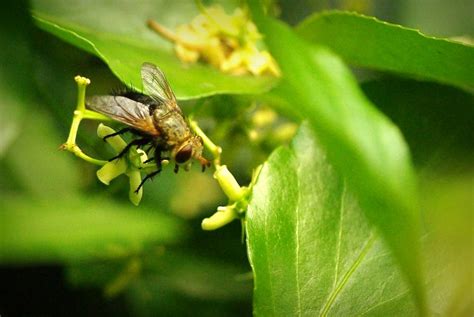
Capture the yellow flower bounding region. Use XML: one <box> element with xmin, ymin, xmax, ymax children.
<box><xmin>96</xmin><ymin>124</ymin><xmax>148</xmax><ymax>206</ymax></box>
<box><xmin>148</xmin><ymin>4</ymin><xmax>280</xmax><ymax>77</ymax></box>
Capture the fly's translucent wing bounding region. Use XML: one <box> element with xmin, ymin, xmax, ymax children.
<box><xmin>141</xmin><ymin>62</ymin><xmax>180</xmax><ymax>113</ymax></box>
<box><xmin>87</xmin><ymin>95</ymin><xmax>160</xmax><ymax>136</ymax></box>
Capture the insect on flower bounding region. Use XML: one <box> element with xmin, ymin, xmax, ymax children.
<box><xmin>87</xmin><ymin>62</ymin><xmax>210</xmax><ymax>192</ymax></box>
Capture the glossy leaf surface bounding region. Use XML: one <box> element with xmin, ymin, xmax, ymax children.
<box><xmin>248</xmin><ymin>2</ymin><xmax>425</xmax><ymax>312</ymax></box>
<box><xmin>246</xmin><ymin>124</ymin><xmax>418</xmax><ymax>316</ymax></box>
<box><xmin>296</xmin><ymin>11</ymin><xmax>474</xmax><ymax>89</ymax></box>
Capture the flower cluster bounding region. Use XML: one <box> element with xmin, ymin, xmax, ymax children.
<box><xmin>148</xmin><ymin>5</ymin><xmax>280</xmax><ymax>77</ymax></box>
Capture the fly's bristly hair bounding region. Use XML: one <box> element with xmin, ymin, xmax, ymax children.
<box><xmin>111</xmin><ymin>85</ymin><xmax>134</xmax><ymax>96</ymax></box>
<box><xmin>111</xmin><ymin>85</ymin><xmax>143</xmax><ymax>100</ymax></box>
<box><xmin>110</xmin><ymin>85</ymin><xmax>159</xmax><ymax>112</ymax></box>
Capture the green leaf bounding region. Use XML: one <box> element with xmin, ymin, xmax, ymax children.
<box><xmin>247</xmin><ymin>124</ymin><xmax>471</xmax><ymax>315</ymax></box>
<box><xmin>361</xmin><ymin>78</ymin><xmax>474</xmax><ymax>167</ymax></box>
<box><xmin>361</xmin><ymin>78</ymin><xmax>473</xmax><ymax>314</ymax></box>
<box><xmin>247</xmin><ymin>123</ymin><xmax>419</xmax><ymax>315</ymax></box>
<box><xmin>296</xmin><ymin>11</ymin><xmax>474</xmax><ymax>89</ymax></box>
<box><xmin>3</xmin><ymin>109</ymin><xmax>81</xmax><ymax>198</ymax></box>
<box><xmin>0</xmin><ymin>196</ymin><xmax>184</xmax><ymax>264</ymax></box>
<box><xmin>0</xmin><ymin>2</ymin><xmax>35</xmax><ymax>157</ymax></box>
<box><xmin>248</xmin><ymin>2</ymin><xmax>425</xmax><ymax>313</ymax></box>
<box><xmin>30</xmin><ymin>0</ymin><xmax>277</xmax><ymax>99</ymax></box>
<box><xmin>419</xmin><ymin>170</ymin><xmax>474</xmax><ymax>316</ymax></box>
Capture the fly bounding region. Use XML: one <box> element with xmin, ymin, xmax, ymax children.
<box><xmin>87</xmin><ymin>62</ymin><xmax>210</xmax><ymax>192</ymax></box>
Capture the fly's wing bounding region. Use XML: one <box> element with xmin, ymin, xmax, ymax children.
<box><xmin>141</xmin><ymin>62</ymin><xmax>181</xmax><ymax>114</ymax></box>
<box><xmin>87</xmin><ymin>95</ymin><xmax>160</xmax><ymax>136</ymax></box>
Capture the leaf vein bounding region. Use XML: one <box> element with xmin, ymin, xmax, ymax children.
<box><xmin>295</xmin><ymin>163</ymin><xmax>302</xmax><ymax>317</ymax></box>
<box><xmin>320</xmin><ymin>233</ymin><xmax>377</xmax><ymax>316</ymax></box>
<box><xmin>357</xmin><ymin>289</ymin><xmax>411</xmax><ymax>316</ymax></box>
<box><xmin>333</xmin><ymin>180</ymin><xmax>347</xmax><ymax>287</ymax></box>
<box><xmin>264</xmin><ymin>195</ymin><xmax>276</xmax><ymax>315</ymax></box>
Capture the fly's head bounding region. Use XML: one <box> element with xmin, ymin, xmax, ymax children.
<box><xmin>173</xmin><ymin>136</ymin><xmax>210</xmax><ymax>171</ymax></box>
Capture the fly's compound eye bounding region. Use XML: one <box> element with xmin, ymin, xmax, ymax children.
<box><xmin>175</xmin><ymin>144</ymin><xmax>193</xmax><ymax>164</ymax></box>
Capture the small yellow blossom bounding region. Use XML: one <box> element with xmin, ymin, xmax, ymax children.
<box><xmin>247</xmin><ymin>105</ymin><xmax>297</xmax><ymax>144</ymax></box>
<box><xmin>96</xmin><ymin>124</ymin><xmax>148</xmax><ymax>206</ymax></box>
<box><xmin>148</xmin><ymin>5</ymin><xmax>280</xmax><ymax>77</ymax></box>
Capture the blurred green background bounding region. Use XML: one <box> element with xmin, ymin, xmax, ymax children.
<box><xmin>0</xmin><ymin>0</ymin><xmax>472</xmax><ymax>316</ymax></box>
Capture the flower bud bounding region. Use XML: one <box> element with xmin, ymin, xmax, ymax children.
<box><xmin>214</xmin><ymin>165</ymin><xmax>246</xmax><ymax>201</ymax></box>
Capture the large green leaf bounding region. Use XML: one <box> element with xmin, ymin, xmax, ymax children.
<box><xmin>2</xmin><ymin>109</ymin><xmax>81</xmax><ymax>198</ymax></box>
<box><xmin>247</xmin><ymin>123</ymin><xmax>419</xmax><ymax>315</ymax></box>
<box><xmin>296</xmin><ymin>11</ymin><xmax>474</xmax><ymax>89</ymax></box>
<box><xmin>247</xmin><ymin>123</ymin><xmax>472</xmax><ymax>315</ymax></box>
<box><xmin>248</xmin><ymin>1</ymin><xmax>425</xmax><ymax>313</ymax></box>
<box><xmin>361</xmin><ymin>78</ymin><xmax>473</xmax><ymax>315</ymax></box>
<box><xmin>0</xmin><ymin>196</ymin><xmax>184</xmax><ymax>264</ymax></box>
<box><xmin>0</xmin><ymin>2</ymin><xmax>35</xmax><ymax>157</ymax></box>
<box><xmin>418</xmin><ymin>170</ymin><xmax>474</xmax><ymax>316</ymax></box>
<box><xmin>30</xmin><ymin>0</ymin><xmax>277</xmax><ymax>99</ymax></box>
<box><xmin>361</xmin><ymin>78</ymin><xmax>474</xmax><ymax>167</ymax></box>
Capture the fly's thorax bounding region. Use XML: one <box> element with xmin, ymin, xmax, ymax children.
<box><xmin>152</xmin><ymin>109</ymin><xmax>191</xmax><ymax>144</ymax></box>
<box><xmin>151</xmin><ymin>104</ymin><xmax>168</xmax><ymax>118</ymax></box>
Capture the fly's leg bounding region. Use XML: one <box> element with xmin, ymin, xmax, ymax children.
<box><xmin>134</xmin><ymin>147</ymin><xmax>164</xmax><ymax>193</ymax></box>
<box><xmin>143</xmin><ymin>144</ymin><xmax>154</xmax><ymax>154</ymax></box>
<box><xmin>143</xmin><ymin>157</ymin><xmax>154</xmax><ymax>164</ymax></box>
<box><xmin>102</xmin><ymin>127</ymin><xmax>131</xmax><ymax>141</ymax></box>
<box><xmin>134</xmin><ymin>169</ymin><xmax>160</xmax><ymax>193</ymax></box>
<box><xmin>143</xmin><ymin>157</ymin><xmax>170</xmax><ymax>165</ymax></box>
<box><xmin>199</xmin><ymin>157</ymin><xmax>211</xmax><ymax>172</ymax></box>
<box><xmin>108</xmin><ymin>138</ymin><xmax>150</xmax><ymax>162</ymax></box>
<box><xmin>143</xmin><ymin>155</ymin><xmax>170</xmax><ymax>164</ymax></box>
<box><xmin>142</xmin><ymin>141</ymin><xmax>171</xmax><ymax>164</ymax></box>
<box><xmin>141</xmin><ymin>145</ymin><xmax>155</xmax><ymax>163</ymax></box>
<box><xmin>174</xmin><ymin>163</ymin><xmax>179</xmax><ymax>174</ymax></box>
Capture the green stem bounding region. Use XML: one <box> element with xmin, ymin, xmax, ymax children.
<box><xmin>68</xmin><ymin>144</ymin><xmax>107</xmax><ymax>166</ymax></box>
<box><xmin>83</xmin><ymin>109</ymin><xmax>112</xmax><ymax>121</ymax></box>
<box><xmin>61</xmin><ymin>75</ymin><xmax>108</xmax><ymax>166</ymax></box>
<box><xmin>75</xmin><ymin>75</ymin><xmax>89</xmax><ymax>112</ymax></box>
<box><xmin>65</xmin><ymin>110</ymin><xmax>82</xmax><ymax>146</ymax></box>
<box><xmin>189</xmin><ymin>117</ymin><xmax>253</xmax><ymax>231</ymax></box>
<box><xmin>64</xmin><ymin>76</ymin><xmax>89</xmax><ymax>149</ymax></box>
<box><xmin>189</xmin><ymin>118</ymin><xmax>222</xmax><ymax>165</ymax></box>
<box><xmin>104</xmin><ymin>257</ymin><xmax>141</xmax><ymax>297</ymax></box>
